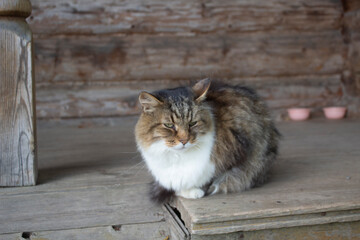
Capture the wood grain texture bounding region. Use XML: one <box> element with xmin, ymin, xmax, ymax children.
<box><xmin>1</xmin><ymin>221</ymin><xmax>359</xmax><ymax>240</ymax></box>
<box><xmin>35</xmin><ymin>75</ymin><xmax>344</xmax><ymax>119</ymax></box>
<box><xmin>23</xmin><ymin>0</ymin><xmax>360</xmax><ymax>119</ymax></box>
<box><xmin>33</xmin><ymin>32</ymin><xmax>344</xmax><ymax>84</ymax></box>
<box><xmin>0</xmin><ymin>16</ymin><xmax>37</xmax><ymax>186</ymax></box>
<box><xmin>342</xmin><ymin>1</ymin><xmax>360</xmax><ymax>114</ymax></box>
<box><xmin>0</xmin><ymin>120</ymin><xmax>164</xmax><ymax>234</ymax></box>
<box><xmin>0</xmin><ymin>222</ymin><xmax>169</xmax><ymax>240</ymax></box>
<box><xmin>0</xmin><ymin>233</ymin><xmax>20</xmax><ymax>240</ymax></box>
<box><xmin>31</xmin><ymin>27</ymin><xmax>347</xmax><ymax>119</ymax></box>
<box><xmin>190</xmin><ymin>221</ymin><xmax>360</xmax><ymax>240</ymax></box>
<box><xmin>172</xmin><ymin>120</ymin><xmax>360</xmax><ymax>235</ymax></box>
<box><xmin>0</xmin><ymin>0</ymin><xmax>31</xmax><ymax>17</ymax></box>
<box><xmin>0</xmin><ymin>118</ymin><xmax>359</xmax><ymax>237</ymax></box>
<box><xmin>0</xmin><ymin>184</ymin><xmax>164</xmax><ymax>234</ymax></box>
<box><xmin>28</xmin><ymin>0</ymin><xmax>342</xmax><ymax>35</ymax></box>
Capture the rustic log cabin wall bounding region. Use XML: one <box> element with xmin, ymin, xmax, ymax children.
<box><xmin>28</xmin><ymin>0</ymin><xmax>360</xmax><ymax>120</ymax></box>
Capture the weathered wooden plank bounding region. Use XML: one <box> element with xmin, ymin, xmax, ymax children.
<box><xmin>0</xmin><ymin>183</ymin><xmax>165</xmax><ymax>234</ymax></box>
<box><xmin>190</xmin><ymin>221</ymin><xmax>360</xmax><ymax>240</ymax></box>
<box><xmin>0</xmin><ymin>0</ymin><xmax>37</xmax><ymax>186</ymax></box>
<box><xmin>1</xmin><ymin>118</ymin><xmax>360</xmax><ymax>237</ymax></box>
<box><xmin>188</xmin><ymin>206</ymin><xmax>360</xmax><ymax>235</ymax></box>
<box><xmin>0</xmin><ymin>162</ymin><xmax>152</xmax><ymax>197</ymax></box>
<box><xmin>35</xmin><ymin>75</ymin><xmax>344</xmax><ymax>119</ymax></box>
<box><xmin>0</xmin><ymin>120</ymin><xmax>163</xmax><ymax>234</ymax></box>
<box><xmin>25</xmin><ymin>0</ymin><xmax>354</xmax><ymax>120</ymax></box>
<box><xmin>0</xmin><ymin>233</ymin><xmax>21</xmax><ymax>240</ymax></box>
<box><xmin>172</xmin><ymin>120</ymin><xmax>360</xmax><ymax>235</ymax></box>
<box><xmin>33</xmin><ymin>32</ymin><xmax>344</xmax><ymax>84</ymax></box>
<box><xmin>28</xmin><ymin>0</ymin><xmax>342</xmax><ymax>35</ymax></box>
<box><xmin>36</xmin><ymin>120</ymin><xmax>140</xmax><ymax>170</ymax></box>
<box><xmin>0</xmin><ymin>222</ymin><xmax>169</xmax><ymax>240</ymax></box>
<box><xmin>36</xmin><ymin>84</ymin><xmax>140</xmax><ymax>119</ymax></box>
<box><xmin>1</xmin><ymin>221</ymin><xmax>359</xmax><ymax>240</ymax></box>
<box><xmin>1</xmin><ymin>122</ymin><xmax>152</xmax><ymax>196</ymax></box>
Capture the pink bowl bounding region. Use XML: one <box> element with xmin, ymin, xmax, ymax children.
<box><xmin>323</xmin><ymin>107</ymin><xmax>347</xmax><ymax>119</ymax></box>
<box><xmin>287</xmin><ymin>108</ymin><xmax>311</xmax><ymax>121</ymax></box>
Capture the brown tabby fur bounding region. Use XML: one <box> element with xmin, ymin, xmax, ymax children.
<box><xmin>135</xmin><ymin>79</ymin><xmax>280</xmax><ymax>202</ymax></box>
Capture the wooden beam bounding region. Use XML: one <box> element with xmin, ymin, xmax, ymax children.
<box><xmin>34</xmin><ymin>75</ymin><xmax>343</xmax><ymax>119</ymax></box>
<box><xmin>0</xmin><ymin>0</ymin><xmax>37</xmax><ymax>186</ymax></box>
<box><xmin>28</xmin><ymin>0</ymin><xmax>342</xmax><ymax>35</ymax></box>
<box><xmin>33</xmin><ymin>32</ymin><xmax>344</xmax><ymax>84</ymax></box>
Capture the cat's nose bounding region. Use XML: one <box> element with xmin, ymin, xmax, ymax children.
<box><xmin>179</xmin><ymin>139</ymin><xmax>188</xmax><ymax>145</ymax></box>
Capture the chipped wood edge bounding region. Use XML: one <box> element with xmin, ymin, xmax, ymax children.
<box><xmin>164</xmin><ymin>203</ymin><xmax>190</xmax><ymax>240</ymax></box>
<box><xmin>171</xmin><ymin>198</ymin><xmax>196</xmax><ymax>236</ymax></box>
<box><xmin>191</xmin><ymin>208</ymin><xmax>360</xmax><ymax>235</ymax></box>
<box><xmin>190</xmin><ymin>221</ymin><xmax>360</xmax><ymax>240</ymax></box>
<box><xmin>190</xmin><ymin>201</ymin><xmax>360</xmax><ymax>224</ymax></box>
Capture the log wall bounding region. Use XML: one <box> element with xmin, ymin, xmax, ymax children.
<box><xmin>28</xmin><ymin>0</ymin><xmax>360</xmax><ymax>119</ymax></box>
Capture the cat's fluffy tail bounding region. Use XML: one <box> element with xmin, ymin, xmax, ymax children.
<box><xmin>149</xmin><ymin>181</ymin><xmax>175</xmax><ymax>204</ymax></box>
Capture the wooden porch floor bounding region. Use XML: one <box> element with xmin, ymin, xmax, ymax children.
<box><xmin>1</xmin><ymin>117</ymin><xmax>360</xmax><ymax>239</ymax></box>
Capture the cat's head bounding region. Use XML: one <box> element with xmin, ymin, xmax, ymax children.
<box><xmin>136</xmin><ymin>79</ymin><xmax>214</xmax><ymax>151</ymax></box>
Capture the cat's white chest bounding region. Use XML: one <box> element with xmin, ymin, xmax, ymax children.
<box><xmin>139</xmin><ymin>132</ymin><xmax>215</xmax><ymax>192</ymax></box>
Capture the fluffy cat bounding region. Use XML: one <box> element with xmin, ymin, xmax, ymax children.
<box><xmin>135</xmin><ymin>79</ymin><xmax>280</xmax><ymax>203</ymax></box>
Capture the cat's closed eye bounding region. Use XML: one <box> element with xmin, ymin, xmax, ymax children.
<box><xmin>163</xmin><ymin>123</ymin><xmax>175</xmax><ymax>129</ymax></box>
<box><xmin>189</xmin><ymin>121</ymin><xmax>197</xmax><ymax>127</ymax></box>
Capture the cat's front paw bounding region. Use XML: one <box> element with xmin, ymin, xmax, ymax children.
<box><xmin>177</xmin><ymin>188</ymin><xmax>205</xmax><ymax>199</ymax></box>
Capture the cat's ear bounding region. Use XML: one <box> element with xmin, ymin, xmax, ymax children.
<box><xmin>139</xmin><ymin>92</ymin><xmax>163</xmax><ymax>113</ymax></box>
<box><xmin>192</xmin><ymin>78</ymin><xmax>211</xmax><ymax>102</ymax></box>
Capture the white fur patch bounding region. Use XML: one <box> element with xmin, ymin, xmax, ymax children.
<box><xmin>138</xmin><ymin>131</ymin><xmax>215</xmax><ymax>196</ymax></box>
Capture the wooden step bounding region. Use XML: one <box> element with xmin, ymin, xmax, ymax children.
<box><xmin>170</xmin><ymin>120</ymin><xmax>360</xmax><ymax>239</ymax></box>
<box><xmin>1</xmin><ymin>117</ymin><xmax>359</xmax><ymax>239</ymax></box>
<box><xmin>0</xmin><ymin>117</ymin><xmax>169</xmax><ymax>239</ymax></box>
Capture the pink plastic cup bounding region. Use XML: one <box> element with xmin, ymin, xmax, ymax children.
<box><xmin>287</xmin><ymin>108</ymin><xmax>311</xmax><ymax>121</ymax></box>
<box><xmin>323</xmin><ymin>107</ymin><xmax>347</xmax><ymax>119</ymax></box>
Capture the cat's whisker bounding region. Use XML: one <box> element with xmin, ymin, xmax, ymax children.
<box><xmin>134</xmin><ymin>162</ymin><xmax>147</xmax><ymax>176</ymax></box>
<box><xmin>126</xmin><ymin>157</ymin><xmax>146</xmax><ymax>171</ymax></box>
<box><xmin>126</xmin><ymin>154</ymin><xmax>141</xmax><ymax>162</ymax></box>
<box><xmin>128</xmin><ymin>153</ymin><xmax>141</xmax><ymax>160</ymax></box>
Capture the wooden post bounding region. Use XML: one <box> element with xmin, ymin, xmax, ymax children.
<box><xmin>0</xmin><ymin>0</ymin><xmax>37</xmax><ymax>186</ymax></box>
